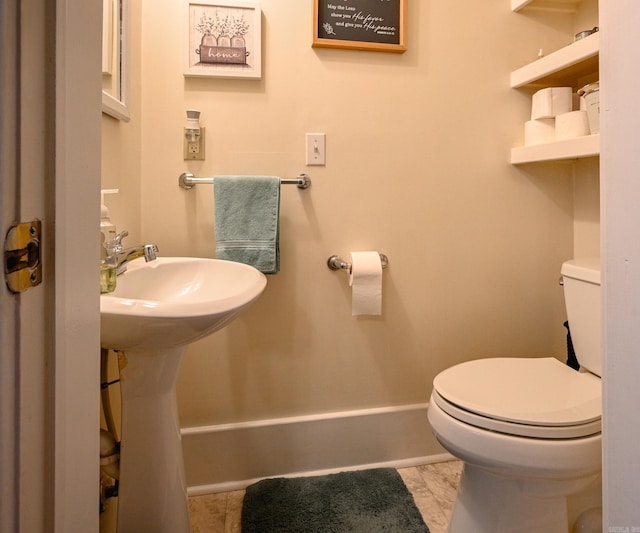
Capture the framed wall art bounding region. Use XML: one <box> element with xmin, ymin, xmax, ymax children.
<box><xmin>312</xmin><ymin>0</ymin><xmax>406</xmax><ymax>54</ymax></box>
<box><xmin>185</xmin><ymin>0</ymin><xmax>262</xmax><ymax>79</ymax></box>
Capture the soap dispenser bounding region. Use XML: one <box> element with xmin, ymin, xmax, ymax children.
<box><xmin>100</xmin><ymin>189</ymin><xmax>118</xmax><ymax>294</ymax></box>
<box><xmin>100</xmin><ymin>189</ymin><xmax>118</xmax><ymax>260</ymax></box>
<box><xmin>100</xmin><ymin>241</ymin><xmax>117</xmax><ymax>294</ymax></box>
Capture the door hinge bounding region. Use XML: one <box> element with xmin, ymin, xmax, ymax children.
<box><xmin>4</xmin><ymin>220</ymin><xmax>42</xmax><ymax>293</ymax></box>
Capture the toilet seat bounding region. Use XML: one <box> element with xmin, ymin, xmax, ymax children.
<box><xmin>433</xmin><ymin>357</ymin><xmax>601</xmax><ymax>439</ymax></box>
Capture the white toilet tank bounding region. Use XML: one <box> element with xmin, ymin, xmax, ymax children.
<box><xmin>561</xmin><ymin>258</ymin><xmax>601</xmax><ymax>377</ymax></box>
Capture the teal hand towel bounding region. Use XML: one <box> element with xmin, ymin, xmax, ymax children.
<box><xmin>214</xmin><ymin>176</ymin><xmax>281</xmax><ymax>274</ymax></box>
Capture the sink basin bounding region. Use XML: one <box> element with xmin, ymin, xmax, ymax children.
<box><xmin>99</xmin><ymin>256</ymin><xmax>267</xmax><ymax>533</ymax></box>
<box><xmin>100</xmin><ymin>256</ymin><xmax>267</xmax><ymax>350</ymax></box>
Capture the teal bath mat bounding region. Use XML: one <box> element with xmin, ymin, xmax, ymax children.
<box><xmin>241</xmin><ymin>467</ymin><xmax>430</xmax><ymax>532</ymax></box>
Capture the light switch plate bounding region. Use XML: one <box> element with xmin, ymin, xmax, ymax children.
<box><xmin>306</xmin><ymin>133</ymin><xmax>326</xmax><ymax>166</ymax></box>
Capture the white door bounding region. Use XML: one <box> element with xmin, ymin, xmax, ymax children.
<box><xmin>1</xmin><ymin>0</ymin><xmax>101</xmax><ymax>531</ymax></box>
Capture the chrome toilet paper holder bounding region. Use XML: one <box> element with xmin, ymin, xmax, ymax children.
<box><xmin>327</xmin><ymin>253</ymin><xmax>389</xmax><ymax>272</ymax></box>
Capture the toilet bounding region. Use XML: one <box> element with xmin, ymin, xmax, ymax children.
<box><xmin>427</xmin><ymin>258</ymin><xmax>602</xmax><ymax>533</ymax></box>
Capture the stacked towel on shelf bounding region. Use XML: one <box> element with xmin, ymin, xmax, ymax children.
<box><xmin>213</xmin><ymin>176</ymin><xmax>281</xmax><ymax>274</ymax></box>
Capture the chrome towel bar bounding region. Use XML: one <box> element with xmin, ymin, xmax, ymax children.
<box><xmin>178</xmin><ymin>172</ymin><xmax>311</xmax><ymax>190</ymax></box>
<box><xmin>327</xmin><ymin>253</ymin><xmax>389</xmax><ymax>272</ymax></box>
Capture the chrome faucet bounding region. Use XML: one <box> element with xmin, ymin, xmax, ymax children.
<box><xmin>113</xmin><ymin>230</ymin><xmax>159</xmax><ymax>275</ymax></box>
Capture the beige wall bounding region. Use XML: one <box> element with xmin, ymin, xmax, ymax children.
<box><xmin>103</xmin><ymin>1</ymin><xmax>599</xmax><ymax>428</ymax></box>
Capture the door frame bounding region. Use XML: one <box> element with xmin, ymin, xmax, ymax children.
<box><xmin>52</xmin><ymin>0</ymin><xmax>102</xmax><ymax>530</ymax></box>
<box><xmin>600</xmin><ymin>1</ymin><xmax>640</xmax><ymax>528</ymax></box>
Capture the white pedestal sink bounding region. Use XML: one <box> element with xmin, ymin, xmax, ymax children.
<box><xmin>100</xmin><ymin>257</ymin><xmax>266</xmax><ymax>533</ymax></box>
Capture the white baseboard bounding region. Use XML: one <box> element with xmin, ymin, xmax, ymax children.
<box><xmin>181</xmin><ymin>403</ymin><xmax>451</xmax><ymax>495</ymax></box>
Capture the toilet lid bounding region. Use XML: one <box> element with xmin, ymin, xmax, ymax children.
<box><xmin>433</xmin><ymin>357</ymin><xmax>601</xmax><ymax>437</ymax></box>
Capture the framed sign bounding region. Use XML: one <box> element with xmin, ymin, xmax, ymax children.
<box><xmin>185</xmin><ymin>0</ymin><xmax>262</xmax><ymax>79</ymax></box>
<box><xmin>312</xmin><ymin>0</ymin><xmax>406</xmax><ymax>54</ymax></box>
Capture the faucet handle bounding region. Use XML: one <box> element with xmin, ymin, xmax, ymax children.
<box><xmin>143</xmin><ymin>244</ymin><xmax>159</xmax><ymax>262</ymax></box>
<box><xmin>114</xmin><ymin>230</ymin><xmax>129</xmax><ymax>248</ymax></box>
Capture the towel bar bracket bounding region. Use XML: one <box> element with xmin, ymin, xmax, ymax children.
<box><xmin>292</xmin><ymin>173</ymin><xmax>311</xmax><ymax>190</ymax></box>
<box><xmin>179</xmin><ymin>172</ymin><xmax>196</xmax><ymax>190</ymax></box>
<box><xmin>327</xmin><ymin>253</ymin><xmax>389</xmax><ymax>272</ymax></box>
<box><xmin>178</xmin><ymin>172</ymin><xmax>311</xmax><ymax>190</ymax></box>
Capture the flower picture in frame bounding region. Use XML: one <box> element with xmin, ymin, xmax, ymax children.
<box><xmin>185</xmin><ymin>0</ymin><xmax>261</xmax><ymax>79</ymax></box>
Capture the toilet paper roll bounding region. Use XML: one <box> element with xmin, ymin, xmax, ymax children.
<box><xmin>531</xmin><ymin>87</ymin><xmax>573</xmax><ymax>119</ymax></box>
<box><xmin>555</xmin><ymin>110</ymin><xmax>589</xmax><ymax>140</ymax></box>
<box><xmin>524</xmin><ymin>118</ymin><xmax>555</xmax><ymax>146</ymax></box>
<box><xmin>349</xmin><ymin>251</ymin><xmax>382</xmax><ymax>316</ymax></box>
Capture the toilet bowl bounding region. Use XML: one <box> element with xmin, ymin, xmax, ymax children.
<box><xmin>427</xmin><ymin>258</ymin><xmax>602</xmax><ymax>533</ymax></box>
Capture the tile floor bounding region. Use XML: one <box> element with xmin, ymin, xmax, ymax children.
<box><xmin>188</xmin><ymin>460</ymin><xmax>463</xmax><ymax>533</ymax></box>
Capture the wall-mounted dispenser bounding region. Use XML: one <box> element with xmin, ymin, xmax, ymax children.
<box><xmin>184</xmin><ymin>109</ymin><xmax>205</xmax><ymax>160</ymax></box>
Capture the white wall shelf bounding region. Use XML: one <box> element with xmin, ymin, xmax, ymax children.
<box><xmin>510</xmin><ymin>134</ymin><xmax>599</xmax><ymax>164</ymax></box>
<box><xmin>512</xmin><ymin>0</ymin><xmax>582</xmax><ymax>13</ymax></box>
<box><xmin>510</xmin><ymin>22</ymin><xmax>599</xmax><ymax>164</ymax></box>
<box><xmin>511</xmin><ymin>32</ymin><xmax>599</xmax><ymax>89</ymax></box>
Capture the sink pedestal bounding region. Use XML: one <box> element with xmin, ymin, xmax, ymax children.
<box><xmin>100</xmin><ymin>257</ymin><xmax>267</xmax><ymax>531</ymax></box>
<box><xmin>116</xmin><ymin>347</ymin><xmax>190</xmax><ymax>533</ymax></box>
